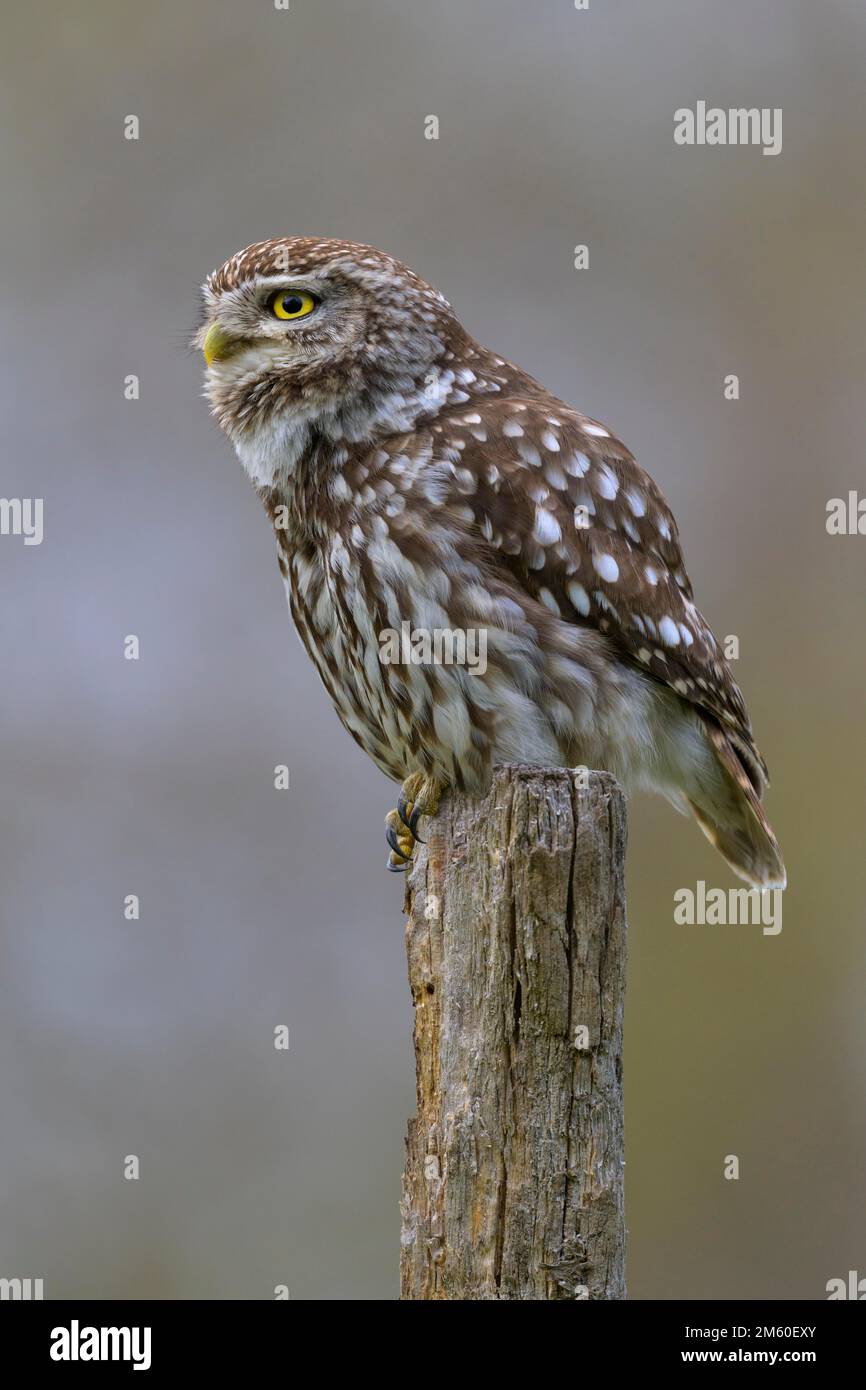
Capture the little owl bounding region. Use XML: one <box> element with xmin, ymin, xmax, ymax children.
<box><xmin>196</xmin><ymin>237</ymin><xmax>785</xmax><ymax>888</ymax></box>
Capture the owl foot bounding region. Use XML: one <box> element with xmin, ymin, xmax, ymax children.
<box><xmin>385</xmin><ymin>773</ymin><xmax>441</xmax><ymax>872</ymax></box>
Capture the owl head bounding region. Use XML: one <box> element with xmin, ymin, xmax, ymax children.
<box><xmin>196</xmin><ymin>237</ymin><xmax>461</xmax><ymax>445</ymax></box>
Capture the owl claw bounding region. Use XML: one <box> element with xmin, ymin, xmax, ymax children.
<box><xmin>384</xmin><ymin>775</ymin><xmax>442</xmax><ymax>873</ymax></box>
<box><xmin>397</xmin><ymin>790</ymin><xmax>425</xmax><ymax>842</ymax></box>
<box><xmin>386</xmin><ymin>823</ymin><xmax>412</xmax><ymax>861</ymax></box>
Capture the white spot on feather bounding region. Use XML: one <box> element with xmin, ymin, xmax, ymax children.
<box><xmin>544</xmin><ymin>461</ymin><xmax>568</xmax><ymax>489</ymax></box>
<box><xmin>593</xmin><ymin>552</ymin><xmax>619</xmax><ymax>583</ymax></box>
<box><xmin>567</xmin><ymin>581</ymin><xmax>591</xmax><ymax>615</ymax></box>
<box><xmin>564</xmin><ymin>451</ymin><xmax>590</xmax><ymax>477</ymax></box>
<box><xmin>595</xmin><ymin>465</ymin><xmax>618</xmax><ymax>500</ymax></box>
<box><xmin>533</xmin><ymin>508</ymin><xmax>562</xmax><ymax>545</ymax></box>
<box><xmin>517</xmin><ymin>441</ymin><xmax>541</xmax><ymax>468</ymax></box>
<box><xmin>626</xmin><ymin>489</ymin><xmax>646</xmax><ymax>518</ymax></box>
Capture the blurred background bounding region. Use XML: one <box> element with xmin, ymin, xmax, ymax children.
<box><xmin>1</xmin><ymin>0</ymin><xmax>864</xmax><ymax>1300</ymax></box>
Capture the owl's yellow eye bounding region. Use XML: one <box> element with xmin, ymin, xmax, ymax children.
<box><xmin>268</xmin><ymin>289</ymin><xmax>318</xmax><ymax>321</ymax></box>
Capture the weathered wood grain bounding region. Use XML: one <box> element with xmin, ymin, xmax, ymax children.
<box><xmin>399</xmin><ymin>765</ymin><xmax>627</xmax><ymax>1300</ymax></box>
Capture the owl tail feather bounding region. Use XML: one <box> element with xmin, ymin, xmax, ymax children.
<box><xmin>687</xmin><ymin>718</ymin><xmax>787</xmax><ymax>890</ymax></box>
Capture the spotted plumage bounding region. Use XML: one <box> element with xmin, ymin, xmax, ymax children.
<box><xmin>197</xmin><ymin>236</ymin><xmax>785</xmax><ymax>888</ymax></box>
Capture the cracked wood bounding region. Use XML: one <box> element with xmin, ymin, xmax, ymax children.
<box><xmin>399</xmin><ymin>764</ymin><xmax>627</xmax><ymax>1300</ymax></box>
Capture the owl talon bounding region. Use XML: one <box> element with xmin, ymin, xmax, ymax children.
<box><xmin>384</xmin><ymin>775</ymin><xmax>442</xmax><ymax>872</ymax></box>
<box><xmin>386</xmin><ymin>852</ymin><xmax>408</xmax><ymax>873</ymax></box>
<box><xmin>397</xmin><ymin>790</ymin><xmax>425</xmax><ymax>842</ymax></box>
<box><xmin>386</xmin><ymin>823</ymin><xmax>412</xmax><ymax>860</ymax></box>
<box><xmin>396</xmin><ymin>789</ymin><xmax>415</xmax><ymax>831</ymax></box>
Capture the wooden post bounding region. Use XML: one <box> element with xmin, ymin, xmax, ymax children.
<box><xmin>400</xmin><ymin>765</ymin><xmax>628</xmax><ymax>1300</ymax></box>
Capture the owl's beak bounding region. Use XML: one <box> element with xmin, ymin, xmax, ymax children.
<box><xmin>202</xmin><ymin>323</ymin><xmax>238</xmax><ymax>366</ymax></box>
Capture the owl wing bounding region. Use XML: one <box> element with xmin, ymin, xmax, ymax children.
<box><xmin>422</xmin><ymin>392</ymin><xmax>767</xmax><ymax>787</ymax></box>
